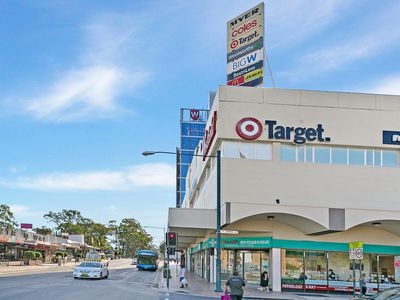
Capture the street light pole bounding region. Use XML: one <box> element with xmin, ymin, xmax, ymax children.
<box><xmin>142</xmin><ymin>150</ymin><xmax>223</xmax><ymax>292</ymax></box>
<box><xmin>215</xmin><ymin>150</ymin><xmax>222</xmax><ymax>292</ymax></box>
<box><xmin>143</xmin><ymin>226</ymin><xmax>168</xmax><ymax>288</ymax></box>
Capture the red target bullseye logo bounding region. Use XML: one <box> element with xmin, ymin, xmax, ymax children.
<box><xmin>236</xmin><ymin>117</ymin><xmax>263</xmax><ymax>140</ymax></box>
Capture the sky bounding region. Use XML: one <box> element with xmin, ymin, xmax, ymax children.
<box><xmin>1</xmin><ymin>0</ymin><xmax>400</xmax><ymax>244</ymax></box>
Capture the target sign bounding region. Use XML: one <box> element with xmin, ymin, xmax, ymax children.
<box><xmin>236</xmin><ymin>117</ymin><xmax>263</xmax><ymax>140</ymax></box>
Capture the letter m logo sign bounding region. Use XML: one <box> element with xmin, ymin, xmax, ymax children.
<box><xmin>190</xmin><ymin>109</ymin><xmax>200</xmax><ymax>121</ymax></box>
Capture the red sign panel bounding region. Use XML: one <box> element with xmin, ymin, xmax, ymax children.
<box><xmin>202</xmin><ymin>111</ymin><xmax>217</xmax><ymax>160</ymax></box>
<box><xmin>190</xmin><ymin>109</ymin><xmax>200</xmax><ymax>121</ymax></box>
<box><xmin>21</xmin><ymin>223</ymin><xmax>33</xmax><ymax>229</ymax></box>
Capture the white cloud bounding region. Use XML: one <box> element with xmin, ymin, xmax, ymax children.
<box><xmin>268</xmin><ymin>0</ymin><xmax>353</xmax><ymax>50</ymax></box>
<box><xmin>25</xmin><ymin>65</ymin><xmax>147</xmax><ymax>122</ymax></box>
<box><xmin>0</xmin><ymin>163</ymin><xmax>175</xmax><ymax>191</ymax></box>
<box><xmin>281</xmin><ymin>2</ymin><xmax>400</xmax><ymax>79</ymax></box>
<box><xmin>9</xmin><ymin>204</ymin><xmax>29</xmax><ymax>214</ymax></box>
<box><xmin>20</xmin><ymin>13</ymin><xmax>149</xmax><ymax>122</ymax></box>
<box><xmin>367</xmin><ymin>75</ymin><xmax>400</xmax><ymax>95</ymax></box>
<box><xmin>9</xmin><ymin>204</ymin><xmax>44</xmax><ymax>219</ymax></box>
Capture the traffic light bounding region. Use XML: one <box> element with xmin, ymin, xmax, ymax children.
<box><xmin>166</xmin><ymin>231</ymin><xmax>177</xmax><ymax>247</ymax></box>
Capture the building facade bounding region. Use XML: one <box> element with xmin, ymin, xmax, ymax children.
<box><xmin>178</xmin><ymin>108</ymin><xmax>209</xmax><ymax>207</ymax></box>
<box><xmin>168</xmin><ymin>86</ymin><xmax>400</xmax><ymax>294</ymax></box>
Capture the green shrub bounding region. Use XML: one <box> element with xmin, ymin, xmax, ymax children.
<box><xmin>24</xmin><ymin>251</ymin><xmax>35</xmax><ymax>260</ymax></box>
<box><xmin>34</xmin><ymin>251</ymin><xmax>43</xmax><ymax>259</ymax></box>
<box><xmin>54</xmin><ymin>251</ymin><xmax>68</xmax><ymax>258</ymax></box>
<box><xmin>74</xmin><ymin>253</ymin><xmax>83</xmax><ymax>258</ymax></box>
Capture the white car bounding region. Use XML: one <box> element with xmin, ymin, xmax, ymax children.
<box><xmin>132</xmin><ymin>258</ymin><xmax>137</xmax><ymax>265</ymax></box>
<box><xmin>73</xmin><ymin>261</ymin><xmax>109</xmax><ymax>279</ymax></box>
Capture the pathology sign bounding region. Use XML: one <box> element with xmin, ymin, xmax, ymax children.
<box><xmin>227</xmin><ymin>3</ymin><xmax>264</xmax><ymax>87</ymax></box>
<box><xmin>235</xmin><ymin>117</ymin><xmax>331</xmax><ymax>144</ymax></box>
<box><xmin>383</xmin><ymin>130</ymin><xmax>400</xmax><ymax>145</ymax></box>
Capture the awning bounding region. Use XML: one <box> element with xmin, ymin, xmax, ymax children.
<box><xmin>168</xmin><ymin>208</ymin><xmax>216</xmax><ymax>250</ymax></box>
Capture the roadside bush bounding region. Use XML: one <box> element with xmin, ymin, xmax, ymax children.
<box><xmin>74</xmin><ymin>253</ymin><xmax>83</xmax><ymax>258</ymax></box>
<box><xmin>54</xmin><ymin>251</ymin><xmax>68</xmax><ymax>258</ymax></box>
<box><xmin>23</xmin><ymin>251</ymin><xmax>35</xmax><ymax>260</ymax></box>
<box><xmin>34</xmin><ymin>251</ymin><xmax>43</xmax><ymax>259</ymax></box>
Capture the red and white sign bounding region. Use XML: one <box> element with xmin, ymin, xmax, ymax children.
<box><xmin>236</xmin><ymin>117</ymin><xmax>263</xmax><ymax>140</ymax></box>
<box><xmin>190</xmin><ymin>109</ymin><xmax>200</xmax><ymax>121</ymax></box>
<box><xmin>201</xmin><ymin>111</ymin><xmax>217</xmax><ymax>160</ymax></box>
<box><xmin>21</xmin><ymin>223</ymin><xmax>33</xmax><ymax>229</ymax></box>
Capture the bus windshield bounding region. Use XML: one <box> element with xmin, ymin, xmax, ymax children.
<box><xmin>138</xmin><ymin>255</ymin><xmax>156</xmax><ymax>265</ymax></box>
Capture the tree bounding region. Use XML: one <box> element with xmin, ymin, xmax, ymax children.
<box><xmin>43</xmin><ymin>209</ymin><xmax>111</xmax><ymax>249</ymax></box>
<box><xmin>0</xmin><ymin>204</ymin><xmax>18</xmax><ymax>230</ymax></box>
<box><xmin>33</xmin><ymin>227</ymin><xmax>53</xmax><ymax>235</ymax></box>
<box><xmin>117</xmin><ymin>218</ymin><xmax>152</xmax><ymax>257</ymax></box>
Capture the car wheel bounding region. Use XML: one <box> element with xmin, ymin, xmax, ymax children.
<box><xmin>100</xmin><ymin>272</ymin><xmax>103</xmax><ymax>279</ymax></box>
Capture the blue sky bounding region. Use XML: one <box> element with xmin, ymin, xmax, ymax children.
<box><xmin>1</xmin><ymin>0</ymin><xmax>400</xmax><ymax>244</ymax></box>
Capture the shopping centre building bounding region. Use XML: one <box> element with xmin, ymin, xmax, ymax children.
<box><xmin>168</xmin><ymin>85</ymin><xmax>400</xmax><ymax>294</ymax></box>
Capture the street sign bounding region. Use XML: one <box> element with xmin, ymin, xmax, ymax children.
<box><xmin>349</xmin><ymin>241</ymin><xmax>363</xmax><ymax>259</ymax></box>
<box><xmin>220</xmin><ymin>230</ymin><xmax>239</xmax><ymax>234</ymax></box>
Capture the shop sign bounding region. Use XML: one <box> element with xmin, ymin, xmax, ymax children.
<box><xmin>349</xmin><ymin>241</ymin><xmax>363</xmax><ymax>259</ymax></box>
<box><xmin>235</xmin><ymin>117</ymin><xmax>331</xmax><ymax>144</ymax></box>
<box><xmin>207</xmin><ymin>237</ymin><xmax>271</xmax><ymax>249</ymax></box>
<box><xmin>226</xmin><ymin>2</ymin><xmax>264</xmax><ymax>87</ymax></box>
<box><xmin>20</xmin><ymin>223</ymin><xmax>33</xmax><ymax>229</ymax></box>
<box><xmin>227</xmin><ymin>38</ymin><xmax>263</xmax><ymax>63</ymax></box>
<box><xmin>383</xmin><ymin>130</ymin><xmax>400</xmax><ymax>145</ymax></box>
<box><xmin>200</xmin><ymin>111</ymin><xmax>217</xmax><ymax>160</ymax></box>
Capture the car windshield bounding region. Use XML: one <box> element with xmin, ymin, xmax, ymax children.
<box><xmin>79</xmin><ymin>262</ymin><xmax>101</xmax><ymax>268</ymax></box>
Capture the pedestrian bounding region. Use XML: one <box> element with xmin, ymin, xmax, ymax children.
<box><xmin>179</xmin><ymin>265</ymin><xmax>188</xmax><ymax>288</ymax></box>
<box><xmin>225</xmin><ymin>271</ymin><xmax>246</xmax><ymax>300</ymax></box>
<box><xmin>259</xmin><ymin>271</ymin><xmax>269</xmax><ymax>291</ymax></box>
<box><xmin>361</xmin><ymin>273</ymin><xmax>368</xmax><ymax>296</ymax></box>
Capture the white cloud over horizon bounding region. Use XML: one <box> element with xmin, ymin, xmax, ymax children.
<box><xmin>0</xmin><ymin>163</ymin><xmax>175</xmax><ymax>191</ymax></box>
<box><xmin>367</xmin><ymin>75</ymin><xmax>400</xmax><ymax>96</ymax></box>
<box><xmin>18</xmin><ymin>12</ymin><xmax>150</xmax><ymax>122</ymax></box>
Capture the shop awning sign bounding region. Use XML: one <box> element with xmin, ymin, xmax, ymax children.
<box><xmin>349</xmin><ymin>241</ymin><xmax>363</xmax><ymax>259</ymax></box>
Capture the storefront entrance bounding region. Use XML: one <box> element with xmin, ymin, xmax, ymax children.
<box><xmin>221</xmin><ymin>249</ymin><xmax>270</xmax><ymax>284</ymax></box>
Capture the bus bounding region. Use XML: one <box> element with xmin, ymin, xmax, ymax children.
<box><xmin>136</xmin><ymin>250</ymin><xmax>158</xmax><ymax>271</ymax></box>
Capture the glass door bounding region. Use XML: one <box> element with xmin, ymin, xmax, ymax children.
<box><xmin>243</xmin><ymin>252</ymin><xmax>262</xmax><ymax>284</ymax></box>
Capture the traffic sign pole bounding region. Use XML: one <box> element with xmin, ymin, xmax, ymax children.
<box><xmin>352</xmin><ymin>259</ymin><xmax>356</xmax><ymax>297</ymax></box>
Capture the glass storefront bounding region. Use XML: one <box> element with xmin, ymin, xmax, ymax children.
<box><xmin>282</xmin><ymin>249</ymin><xmax>400</xmax><ymax>294</ymax></box>
<box><xmin>223</xmin><ymin>249</ymin><xmax>269</xmax><ymax>284</ymax></box>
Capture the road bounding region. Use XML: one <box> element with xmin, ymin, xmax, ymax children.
<box><xmin>0</xmin><ymin>259</ymin><xmax>221</xmax><ymax>300</ymax></box>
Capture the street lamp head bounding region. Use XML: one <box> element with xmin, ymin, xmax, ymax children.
<box><xmin>142</xmin><ymin>151</ymin><xmax>156</xmax><ymax>156</ymax></box>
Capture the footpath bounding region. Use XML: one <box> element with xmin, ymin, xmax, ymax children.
<box><xmin>159</xmin><ymin>263</ymin><xmax>353</xmax><ymax>300</ymax></box>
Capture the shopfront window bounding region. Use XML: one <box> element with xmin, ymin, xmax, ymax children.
<box><xmin>281</xmin><ymin>145</ymin><xmax>296</xmax><ymax>161</ymax></box>
<box><xmin>281</xmin><ymin>250</ymin><xmax>305</xmax><ymax>290</ymax></box>
<box><xmin>305</xmin><ymin>251</ymin><xmax>327</xmax><ymax>281</ymax></box>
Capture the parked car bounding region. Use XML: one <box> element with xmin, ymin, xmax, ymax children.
<box><xmin>366</xmin><ymin>287</ymin><xmax>400</xmax><ymax>300</ymax></box>
<box><xmin>73</xmin><ymin>261</ymin><xmax>109</xmax><ymax>279</ymax></box>
<box><xmin>132</xmin><ymin>257</ymin><xmax>137</xmax><ymax>265</ymax></box>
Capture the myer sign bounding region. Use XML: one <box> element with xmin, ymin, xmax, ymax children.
<box><xmin>236</xmin><ymin>117</ymin><xmax>331</xmax><ymax>144</ymax></box>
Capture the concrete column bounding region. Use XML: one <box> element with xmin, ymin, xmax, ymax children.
<box><xmin>210</xmin><ymin>252</ymin><xmax>215</xmax><ymax>283</ymax></box>
<box><xmin>271</xmin><ymin>248</ymin><xmax>282</xmax><ymax>292</ymax></box>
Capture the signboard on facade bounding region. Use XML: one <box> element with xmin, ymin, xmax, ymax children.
<box><xmin>383</xmin><ymin>130</ymin><xmax>400</xmax><ymax>145</ymax></box>
<box><xmin>227</xmin><ymin>2</ymin><xmax>264</xmax><ymax>87</ymax></box>
<box><xmin>20</xmin><ymin>223</ymin><xmax>33</xmax><ymax>229</ymax></box>
<box><xmin>349</xmin><ymin>241</ymin><xmax>363</xmax><ymax>259</ymax></box>
<box><xmin>207</xmin><ymin>236</ymin><xmax>271</xmax><ymax>249</ymax></box>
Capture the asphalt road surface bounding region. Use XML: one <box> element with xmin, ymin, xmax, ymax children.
<box><xmin>0</xmin><ymin>260</ymin><xmax>224</xmax><ymax>300</ymax></box>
